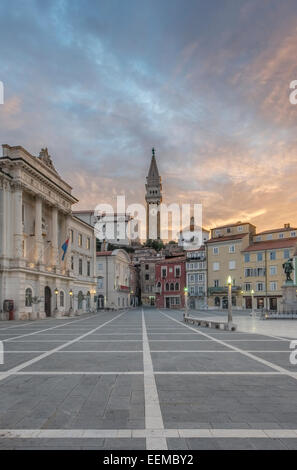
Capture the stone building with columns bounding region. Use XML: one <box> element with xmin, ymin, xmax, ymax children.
<box><xmin>0</xmin><ymin>144</ymin><xmax>96</xmax><ymax>320</ymax></box>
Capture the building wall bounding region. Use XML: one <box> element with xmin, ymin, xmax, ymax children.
<box><xmin>155</xmin><ymin>258</ymin><xmax>186</xmax><ymax>309</ymax></box>
<box><xmin>96</xmin><ymin>249</ymin><xmax>131</xmax><ymax>310</ymax></box>
<box><xmin>206</xmin><ymin>233</ymin><xmax>252</xmax><ymax>309</ymax></box>
<box><xmin>140</xmin><ymin>259</ymin><xmax>159</xmax><ymax>306</ymax></box>
<box><xmin>242</xmin><ymin>244</ymin><xmax>297</xmax><ymax>311</ymax></box>
<box><xmin>186</xmin><ymin>249</ymin><xmax>207</xmax><ymax>309</ymax></box>
<box><xmin>0</xmin><ymin>145</ymin><xmax>96</xmax><ymax>320</ymax></box>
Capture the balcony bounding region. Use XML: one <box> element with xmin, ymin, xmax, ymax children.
<box><xmin>208</xmin><ymin>286</ymin><xmax>242</xmax><ymax>295</ymax></box>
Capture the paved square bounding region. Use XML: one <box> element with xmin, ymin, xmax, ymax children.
<box><xmin>0</xmin><ymin>307</ymin><xmax>297</xmax><ymax>450</ymax></box>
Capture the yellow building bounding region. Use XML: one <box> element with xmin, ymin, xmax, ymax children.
<box><xmin>206</xmin><ymin>222</ymin><xmax>256</xmax><ymax>309</ymax></box>
<box><xmin>242</xmin><ymin>224</ymin><xmax>297</xmax><ymax>311</ymax></box>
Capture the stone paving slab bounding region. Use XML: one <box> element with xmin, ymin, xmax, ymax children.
<box><xmin>151</xmin><ymin>351</ymin><xmax>275</xmax><ymax>372</ymax></box>
<box><xmin>62</xmin><ymin>341</ymin><xmax>143</xmax><ymax>351</ymax></box>
<box><xmin>0</xmin><ymin>353</ymin><xmax>42</xmax><ymax>371</ymax></box>
<box><xmin>149</xmin><ymin>341</ymin><xmax>231</xmax><ymax>351</ymax></box>
<box><xmin>21</xmin><ymin>352</ymin><xmax>143</xmax><ymax>372</ymax></box>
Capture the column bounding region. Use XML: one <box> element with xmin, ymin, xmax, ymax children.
<box><xmin>51</xmin><ymin>206</ymin><xmax>59</xmax><ymax>267</ymax></box>
<box><xmin>13</xmin><ymin>184</ymin><xmax>23</xmax><ymax>260</ymax></box>
<box><xmin>65</xmin><ymin>214</ymin><xmax>72</xmax><ymax>273</ymax></box>
<box><xmin>35</xmin><ymin>196</ymin><xmax>44</xmax><ymax>265</ymax></box>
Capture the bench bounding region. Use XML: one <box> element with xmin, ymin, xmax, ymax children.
<box><xmin>183</xmin><ymin>313</ymin><xmax>237</xmax><ymax>331</ymax></box>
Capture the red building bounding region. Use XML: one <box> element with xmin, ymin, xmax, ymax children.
<box><xmin>155</xmin><ymin>256</ymin><xmax>186</xmax><ymax>308</ymax></box>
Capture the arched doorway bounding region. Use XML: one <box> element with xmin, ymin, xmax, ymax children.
<box><xmin>44</xmin><ymin>286</ymin><xmax>51</xmax><ymax>317</ymax></box>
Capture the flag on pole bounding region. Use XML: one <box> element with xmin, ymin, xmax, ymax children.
<box><xmin>61</xmin><ymin>238</ymin><xmax>69</xmax><ymax>261</ymax></box>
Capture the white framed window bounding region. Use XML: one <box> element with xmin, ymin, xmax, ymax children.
<box><xmin>213</xmin><ymin>262</ymin><xmax>220</xmax><ymax>271</ymax></box>
<box><xmin>267</xmin><ymin>234</ymin><xmax>273</xmax><ymax>240</ymax></box>
<box><xmin>97</xmin><ymin>277</ymin><xmax>104</xmax><ymax>289</ymax></box>
<box><xmin>213</xmin><ymin>247</ymin><xmax>219</xmax><ymax>255</ymax></box>
<box><xmin>87</xmin><ymin>237</ymin><xmax>91</xmax><ymax>250</ymax></box>
<box><xmin>78</xmin><ymin>233</ymin><xmax>82</xmax><ymax>246</ymax></box>
<box><xmin>245</xmin><ymin>283</ymin><xmax>251</xmax><ymax>291</ymax></box>
<box><xmin>175</xmin><ymin>266</ymin><xmax>181</xmax><ymax>277</ymax></box>
<box><xmin>214</xmin><ymin>280</ymin><xmax>219</xmax><ymax>287</ymax></box>
<box><xmin>97</xmin><ymin>263</ymin><xmax>103</xmax><ymax>271</ymax></box>
<box><xmin>229</xmin><ymin>244</ymin><xmax>235</xmax><ymax>253</ymax></box>
<box><xmin>79</xmin><ymin>258</ymin><xmax>83</xmax><ymax>275</ymax></box>
<box><xmin>257</xmin><ymin>282</ymin><xmax>264</xmax><ymax>291</ymax></box>
<box><xmin>256</xmin><ymin>236</ymin><xmax>262</xmax><ymax>241</ymax></box>
<box><xmin>229</xmin><ymin>260</ymin><xmax>236</xmax><ymax>270</ymax></box>
<box><xmin>270</xmin><ymin>281</ymin><xmax>277</xmax><ymax>291</ymax></box>
<box><xmin>279</xmin><ymin>233</ymin><xmax>284</xmax><ymax>239</ymax></box>
<box><xmin>237</xmin><ymin>226</ymin><xmax>243</xmax><ymax>232</ymax></box>
<box><xmin>270</xmin><ymin>266</ymin><xmax>277</xmax><ymax>276</ymax></box>
<box><xmin>291</xmin><ymin>231</ymin><xmax>296</xmax><ymax>237</ymax></box>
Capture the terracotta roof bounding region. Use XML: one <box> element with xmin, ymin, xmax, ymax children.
<box><xmin>256</xmin><ymin>227</ymin><xmax>297</xmax><ymax>235</ymax></box>
<box><xmin>211</xmin><ymin>221</ymin><xmax>255</xmax><ymax>231</ymax></box>
<box><xmin>186</xmin><ymin>246</ymin><xmax>205</xmax><ymax>254</ymax></box>
<box><xmin>206</xmin><ymin>233</ymin><xmax>247</xmax><ymax>244</ymax></box>
<box><xmin>96</xmin><ymin>251</ymin><xmax>113</xmax><ymax>256</ymax></box>
<box><xmin>243</xmin><ymin>237</ymin><xmax>297</xmax><ymax>253</ymax></box>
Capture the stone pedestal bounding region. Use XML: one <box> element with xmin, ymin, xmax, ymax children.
<box><xmin>281</xmin><ymin>283</ymin><xmax>297</xmax><ymax>313</ymax></box>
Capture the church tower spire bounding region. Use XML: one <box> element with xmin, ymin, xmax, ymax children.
<box><xmin>145</xmin><ymin>148</ymin><xmax>162</xmax><ymax>240</ymax></box>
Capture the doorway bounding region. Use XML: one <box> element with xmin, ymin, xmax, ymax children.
<box><xmin>245</xmin><ymin>296</ymin><xmax>252</xmax><ymax>309</ymax></box>
<box><xmin>269</xmin><ymin>297</ymin><xmax>277</xmax><ymax>311</ymax></box>
<box><xmin>97</xmin><ymin>295</ymin><xmax>104</xmax><ymax>309</ymax></box>
<box><xmin>44</xmin><ymin>286</ymin><xmax>51</xmax><ymax>317</ymax></box>
<box><xmin>165</xmin><ymin>297</ymin><xmax>170</xmax><ymax>308</ymax></box>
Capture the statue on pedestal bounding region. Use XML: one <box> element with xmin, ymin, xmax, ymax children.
<box><xmin>282</xmin><ymin>258</ymin><xmax>294</xmax><ymax>283</ymax></box>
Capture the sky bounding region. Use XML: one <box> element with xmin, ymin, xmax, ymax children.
<box><xmin>1</xmin><ymin>0</ymin><xmax>297</xmax><ymax>235</ymax></box>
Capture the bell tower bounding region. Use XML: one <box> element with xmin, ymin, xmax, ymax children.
<box><xmin>145</xmin><ymin>148</ymin><xmax>162</xmax><ymax>240</ymax></box>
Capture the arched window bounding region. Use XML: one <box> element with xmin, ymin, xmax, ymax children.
<box><xmin>165</xmin><ymin>283</ymin><xmax>169</xmax><ymax>291</ymax></box>
<box><xmin>214</xmin><ymin>296</ymin><xmax>220</xmax><ymax>307</ymax></box>
<box><xmin>175</xmin><ymin>282</ymin><xmax>179</xmax><ymax>291</ymax></box>
<box><xmin>170</xmin><ymin>283</ymin><xmax>174</xmax><ymax>291</ymax></box>
<box><xmin>60</xmin><ymin>291</ymin><xmax>64</xmax><ymax>307</ymax></box>
<box><xmin>78</xmin><ymin>291</ymin><xmax>83</xmax><ymax>309</ymax></box>
<box><xmin>25</xmin><ymin>288</ymin><xmax>32</xmax><ymax>307</ymax></box>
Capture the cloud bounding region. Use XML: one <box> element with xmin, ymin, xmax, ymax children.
<box><xmin>0</xmin><ymin>0</ymin><xmax>297</xmax><ymax>236</ymax></box>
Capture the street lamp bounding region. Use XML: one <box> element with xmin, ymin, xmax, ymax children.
<box><xmin>54</xmin><ymin>288</ymin><xmax>58</xmax><ymax>311</ymax></box>
<box><xmin>69</xmin><ymin>289</ymin><xmax>73</xmax><ymax>312</ymax></box>
<box><xmin>184</xmin><ymin>286</ymin><xmax>189</xmax><ymax>318</ymax></box>
<box><xmin>251</xmin><ymin>289</ymin><xmax>255</xmax><ymax>316</ymax></box>
<box><xmin>227</xmin><ymin>276</ymin><xmax>232</xmax><ymax>326</ymax></box>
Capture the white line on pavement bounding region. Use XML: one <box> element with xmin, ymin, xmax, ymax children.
<box><xmin>142</xmin><ymin>309</ymin><xmax>167</xmax><ymax>451</ymax></box>
<box><xmin>159</xmin><ymin>310</ymin><xmax>297</xmax><ymax>381</ymax></box>
<box><xmin>2</xmin><ymin>314</ymin><xmax>97</xmax><ymax>342</ymax></box>
<box><xmin>0</xmin><ymin>428</ymin><xmax>297</xmax><ymax>439</ymax></box>
<box><xmin>0</xmin><ymin>311</ymin><xmax>127</xmax><ymax>382</ymax></box>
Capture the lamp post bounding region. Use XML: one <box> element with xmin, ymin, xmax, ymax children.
<box><xmin>69</xmin><ymin>289</ymin><xmax>73</xmax><ymax>314</ymax></box>
<box><xmin>251</xmin><ymin>289</ymin><xmax>255</xmax><ymax>316</ymax></box>
<box><xmin>184</xmin><ymin>287</ymin><xmax>189</xmax><ymax>319</ymax></box>
<box><xmin>90</xmin><ymin>289</ymin><xmax>96</xmax><ymax>312</ymax></box>
<box><xmin>241</xmin><ymin>290</ymin><xmax>244</xmax><ymax>310</ymax></box>
<box><xmin>54</xmin><ymin>288</ymin><xmax>58</xmax><ymax>312</ymax></box>
<box><xmin>227</xmin><ymin>276</ymin><xmax>232</xmax><ymax>326</ymax></box>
